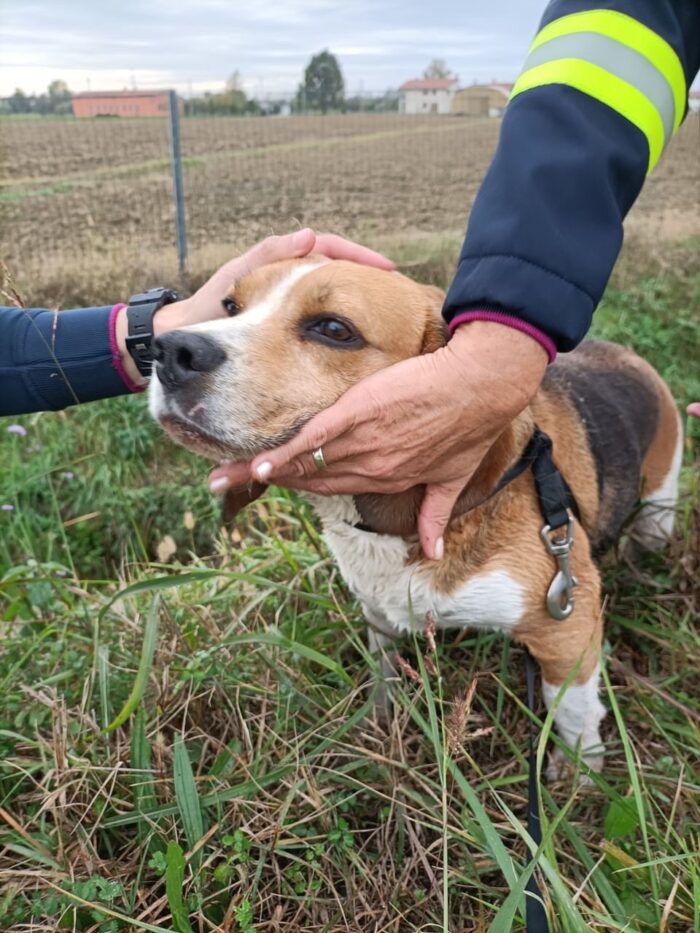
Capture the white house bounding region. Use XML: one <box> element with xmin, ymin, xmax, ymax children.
<box><xmin>399</xmin><ymin>78</ymin><xmax>458</xmax><ymax>115</ymax></box>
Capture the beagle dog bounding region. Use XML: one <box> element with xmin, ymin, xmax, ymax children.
<box><xmin>149</xmin><ymin>257</ymin><xmax>682</xmax><ymax>775</ymax></box>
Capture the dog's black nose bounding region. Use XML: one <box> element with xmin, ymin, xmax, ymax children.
<box><xmin>153</xmin><ymin>331</ymin><xmax>226</xmax><ymax>389</ymax></box>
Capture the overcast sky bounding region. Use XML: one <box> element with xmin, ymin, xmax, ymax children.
<box><xmin>0</xmin><ymin>0</ymin><xmax>550</xmax><ymax>98</ymax></box>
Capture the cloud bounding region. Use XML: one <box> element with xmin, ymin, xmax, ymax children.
<box><xmin>180</xmin><ymin>0</ymin><xmax>372</xmax><ymax>25</ymax></box>
<box><xmin>332</xmin><ymin>46</ymin><xmax>392</xmax><ymax>57</ymax></box>
<box><xmin>0</xmin><ymin>0</ymin><xmax>545</xmax><ymax>96</ymax></box>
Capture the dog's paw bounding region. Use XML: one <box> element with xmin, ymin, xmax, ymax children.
<box><xmin>546</xmin><ymin>746</ymin><xmax>604</xmax><ymax>785</ymax></box>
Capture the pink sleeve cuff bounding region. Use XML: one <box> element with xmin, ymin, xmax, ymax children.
<box><xmin>109</xmin><ymin>303</ymin><xmax>145</xmax><ymax>394</ymax></box>
<box><xmin>448</xmin><ymin>310</ymin><xmax>557</xmax><ymax>364</ymax></box>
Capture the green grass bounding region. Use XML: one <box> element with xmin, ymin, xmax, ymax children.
<box><xmin>0</xmin><ymin>242</ymin><xmax>698</xmax><ymax>931</ymax></box>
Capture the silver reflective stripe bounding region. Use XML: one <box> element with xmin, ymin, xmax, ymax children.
<box><xmin>522</xmin><ymin>32</ymin><xmax>676</xmax><ymax>145</ymax></box>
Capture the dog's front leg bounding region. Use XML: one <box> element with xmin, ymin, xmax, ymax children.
<box><xmin>543</xmin><ymin>663</ymin><xmax>606</xmax><ymax>781</ymax></box>
<box><xmin>364</xmin><ymin>612</ymin><xmax>398</xmax><ymax>723</ymax></box>
<box><xmin>520</xmin><ymin>551</ymin><xmax>606</xmax><ymax>782</ymax></box>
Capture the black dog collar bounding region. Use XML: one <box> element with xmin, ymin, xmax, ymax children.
<box><xmin>349</xmin><ymin>426</ymin><xmax>580</xmax><ymax>536</ymax></box>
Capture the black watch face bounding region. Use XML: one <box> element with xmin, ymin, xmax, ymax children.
<box><xmin>131</xmin><ymin>287</ymin><xmax>177</xmax><ymax>306</ymax></box>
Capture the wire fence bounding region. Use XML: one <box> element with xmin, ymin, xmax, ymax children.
<box><xmin>0</xmin><ymin>94</ymin><xmax>501</xmax><ymax>301</ymax></box>
<box><xmin>1</xmin><ymin>94</ymin><xmax>698</xmax><ymax>306</ymax></box>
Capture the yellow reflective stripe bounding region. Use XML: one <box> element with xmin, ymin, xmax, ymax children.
<box><xmin>529</xmin><ymin>10</ymin><xmax>686</xmax><ymax>131</ymax></box>
<box><xmin>510</xmin><ymin>59</ymin><xmax>665</xmax><ymax>174</ymax></box>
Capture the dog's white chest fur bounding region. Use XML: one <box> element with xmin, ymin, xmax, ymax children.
<box><xmin>309</xmin><ymin>495</ymin><xmax>526</xmax><ymax>636</ymax></box>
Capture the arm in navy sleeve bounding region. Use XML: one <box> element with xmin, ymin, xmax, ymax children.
<box><xmin>0</xmin><ymin>305</ymin><xmax>133</xmax><ymax>416</ymax></box>
<box><xmin>442</xmin><ymin>0</ymin><xmax>700</xmax><ymax>352</ymax></box>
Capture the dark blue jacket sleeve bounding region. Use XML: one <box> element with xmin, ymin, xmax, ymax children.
<box><xmin>0</xmin><ymin>305</ymin><xmax>133</xmax><ymax>416</ymax></box>
<box><xmin>442</xmin><ymin>0</ymin><xmax>700</xmax><ymax>351</ymax></box>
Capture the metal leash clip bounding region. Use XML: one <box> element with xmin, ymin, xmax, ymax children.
<box><xmin>540</xmin><ymin>515</ymin><xmax>578</xmax><ymax>620</ymax></box>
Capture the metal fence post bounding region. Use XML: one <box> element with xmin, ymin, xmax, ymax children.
<box><xmin>168</xmin><ymin>89</ymin><xmax>188</xmax><ymax>281</ymax></box>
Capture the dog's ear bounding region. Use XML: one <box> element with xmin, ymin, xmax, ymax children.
<box><xmin>420</xmin><ymin>285</ymin><xmax>447</xmax><ymax>354</ymax></box>
<box><xmin>222</xmin><ymin>482</ymin><xmax>267</xmax><ymax>524</ymax></box>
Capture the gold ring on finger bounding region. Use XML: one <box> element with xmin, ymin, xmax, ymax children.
<box><xmin>311</xmin><ymin>447</ymin><xmax>327</xmax><ymax>471</ymax></box>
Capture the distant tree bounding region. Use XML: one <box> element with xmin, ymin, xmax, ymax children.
<box><xmin>297</xmin><ymin>50</ymin><xmax>344</xmax><ymax>114</ymax></box>
<box><xmin>423</xmin><ymin>59</ymin><xmax>455</xmax><ymax>80</ymax></box>
<box><xmin>345</xmin><ymin>90</ymin><xmax>399</xmax><ymax>113</ymax></box>
<box><xmin>35</xmin><ymin>94</ymin><xmax>52</xmax><ymax>116</ymax></box>
<box><xmin>53</xmin><ymin>98</ymin><xmax>73</xmax><ymax>116</ymax></box>
<box><xmin>42</xmin><ymin>80</ymin><xmax>72</xmax><ymax>115</ymax></box>
<box><xmin>2</xmin><ymin>84</ymin><xmax>73</xmax><ymax>117</ymax></box>
<box><xmin>48</xmin><ymin>79</ymin><xmax>71</xmax><ymax>100</ymax></box>
<box><xmin>226</xmin><ymin>70</ymin><xmax>243</xmax><ymax>93</ymax></box>
<box><xmin>184</xmin><ymin>81</ymin><xmax>251</xmax><ymax>117</ymax></box>
<box><xmin>8</xmin><ymin>88</ymin><xmax>31</xmax><ymax>114</ymax></box>
<box><xmin>221</xmin><ymin>88</ymin><xmax>247</xmax><ymax>114</ymax></box>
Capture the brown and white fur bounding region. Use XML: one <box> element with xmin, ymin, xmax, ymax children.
<box><xmin>149</xmin><ymin>257</ymin><xmax>682</xmax><ymax>776</ymax></box>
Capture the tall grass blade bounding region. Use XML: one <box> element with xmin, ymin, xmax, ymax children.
<box><xmin>488</xmin><ymin>795</ymin><xmax>578</xmax><ymax>933</ymax></box>
<box><xmin>96</xmin><ymin>644</ymin><xmax>110</xmax><ymax>729</ymax></box>
<box><xmin>131</xmin><ymin>708</ymin><xmax>161</xmax><ymax>850</ymax></box>
<box><xmin>104</xmin><ymin>595</ymin><xmax>159</xmax><ymax>733</ymax></box>
<box><xmin>173</xmin><ymin>736</ymin><xmax>206</xmax><ymax>873</ymax></box>
<box><xmin>600</xmin><ymin>660</ymin><xmax>661</xmax><ymax>922</ymax></box>
<box><xmin>409</xmin><ymin>701</ymin><xmax>518</xmax><ymax>891</ymax></box>
<box><xmin>165</xmin><ymin>840</ymin><xmax>194</xmax><ymax>933</ymax></box>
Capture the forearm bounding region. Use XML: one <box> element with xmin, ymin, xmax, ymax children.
<box><xmin>0</xmin><ymin>304</ymin><xmax>129</xmax><ymax>415</ymax></box>
<box><xmin>443</xmin><ymin>0</ymin><xmax>700</xmax><ymax>353</ymax></box>
<box><xmin>0</xmin><ymin>299</ymin><xmax>195</xmax><ymax>416</ymax></box>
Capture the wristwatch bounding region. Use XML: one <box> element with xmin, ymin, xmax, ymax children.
<box><xmin>125</xmin><ymin>287</ymin><xmax>181</xmax><ymax>376</ymax></box>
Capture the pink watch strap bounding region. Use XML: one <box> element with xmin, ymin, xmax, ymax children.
<box><xmin>109</xmin><ymin>303</ymin><xmax>145</xmax><ymax>393</ymax></box>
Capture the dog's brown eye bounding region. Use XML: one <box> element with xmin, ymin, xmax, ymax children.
<box><xmin>305</xmin><ymin>316</ymin><xmax>363</xmax><ymax>348</ymax></box>
<box><xmin>314</xmin><ymin>319</ymin><xmax>354</xmax><ymax>341</ymax></box>
<box><xmin>222</xmin><ymin>296</ymin><xmax>240</xmax><ymax>316</ymax></box>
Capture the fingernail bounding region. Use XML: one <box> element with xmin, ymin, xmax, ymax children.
<box><xmin>255</xmin><ymin>461</ymin><xmax>273</xmax><ymax>481</ymax></box>
<box><xmin>292</xmin><ymin>228</ymin><xmax>313</xmax><ymax>250</ymax></box>
<box><xmin>209</xmin><ymin>476</ymin><xmax>230</xmax><ymax>495</ymax></box>
<box><xmin>434</xmin><ymin>537</ymin><xmax>444</xmax><ymax>561</ymax></box>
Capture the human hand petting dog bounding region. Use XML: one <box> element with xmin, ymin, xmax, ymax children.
<box><xmin>158</xmin><ymin>228</ymin><xmax>394</xmax><ymax>331</ymax></box>
<box><xmin>116</xmin><ymin>229</ymin><xmax>394</xmax><ymax>386</ymax></box>
<box><xmin>208</xmin><ymin>320</ymin><xmax>547</xmax><ymax>561</ymax></box>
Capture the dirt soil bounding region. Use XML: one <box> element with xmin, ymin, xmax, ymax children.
<box><xmin>1</xmin><ymin>113</ymin><xmax>698</xmax><ymax>282</ymax></box>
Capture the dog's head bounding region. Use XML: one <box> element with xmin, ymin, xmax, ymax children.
<box><xmin>149</xmin><ymin>257</ymin><xmax>446</xmax><ymax>462</ymax></box>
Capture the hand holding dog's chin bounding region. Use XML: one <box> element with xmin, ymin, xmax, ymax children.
<box><xmin>208</xmin><ymin>321</ymin><xmax>548</xmax><ymax>560</ymax></box>
<box><xmin>421</xmin><ymin>323</ymin><xmax>546</xmax><ymax>557</ymax></box>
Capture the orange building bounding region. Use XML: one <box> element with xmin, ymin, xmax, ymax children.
<box><xmin>71</xmin><ymin>90</ymin><xmax>182</xmax><ymax>118</ymax></box>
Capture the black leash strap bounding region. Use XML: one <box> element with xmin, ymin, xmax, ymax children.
<box><xmin>525</xmin><ymin>649</ymin><xmax>549</xmax><ymax>932</ymax></box>
<box><xmin>521</xmin><ymin>426</ymin><xmax>579</xmax><ymax>933</ymax></box>
<box><xmin>528</xmin><ymin>429</ymin><xmax>579</xmax><ymax>529</ymax></box>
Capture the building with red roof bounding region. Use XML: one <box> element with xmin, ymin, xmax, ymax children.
<box><xmin>398</xmin><ymin>78</ymin><xmax>458</xmax><ymax>114</ymax></box>
<box><xmin>71</xmin><ymin>90</ymin><xmax>182</xmax><ymax>118</ymax></box>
